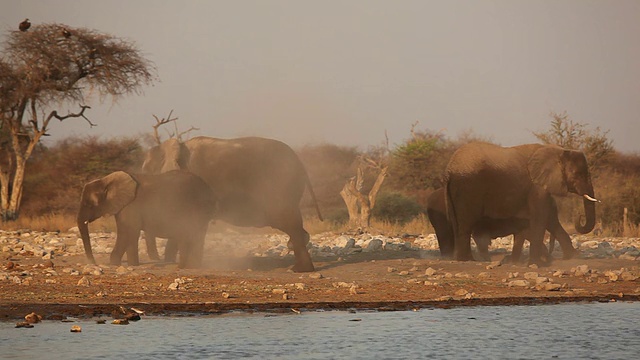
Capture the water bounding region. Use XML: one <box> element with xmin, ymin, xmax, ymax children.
<box><xmin>1</xmin><ymin>302</ymin><xmax>638</xmax><ymax>360</ymax></box>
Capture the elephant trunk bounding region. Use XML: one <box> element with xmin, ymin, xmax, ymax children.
<box><xmin>77</xmin><ymin>216</ymin><xmax>96</xmax><ymax>264</ymax></box>
<box><xmin>575</xmin><ymin>184</ymin><xmax>597</xmax><ymax>234</ymax></box>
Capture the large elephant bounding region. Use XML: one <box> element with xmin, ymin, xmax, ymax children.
<box><xmin>427</xmin><ymin>187</ymin><xmax>570</xmax><ymax>262</ymax></box>
<box><xmin>141</xmin><ymin>136</ymin><xmax>322</xmax><ymax>272</ymax></box>
<box><xmin>444</xmin><ymin>142</ymin><xmax>597</xmax><ymax>264</ymax></box>
<box><xmin>77</xmin><ymin>170</ymin><xmax>216</xmax><ymax>268</ymax></box>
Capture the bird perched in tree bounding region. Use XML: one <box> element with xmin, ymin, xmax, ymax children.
<box><xmin>19</xmin><ymin>18</ymin><xmax>31</xmax><ymax>32</ymax></box>
<box><xmin>62</xmin><ymin>27</ymin><xmax>71</xmax><ymax>38</ymax></box>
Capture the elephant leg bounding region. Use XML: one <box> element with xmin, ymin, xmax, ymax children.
<box><xmin>164</xmin><ymin>238</ymin><xmax>179</xmax><ymax>263</ymax></box>
<box><xmin>179</xmin><ymin>230</ymin><xmax>206</xmax><ymax>269</ymax></box>
<box><xmin>527</xmin><ymin>228</ymin><xmax>550</xmax><ymax>266</ymax></box>
<box><xmin>453</xmin><ymin>229</ymin><xmax>474</xmax><ymax>261</ymax></box>
<box><xmin>111</xmin><ymin>224</ymin><xmax>140</xmax><ymax>266</ymax></box>
<box><xmin>510</xmin><ymin>232</ymin><xmax>526</xmax><ymax>264</ymax></box>
<box><xmin>472</xmin><ymin>234</ymin><xmax>491</xmax><ymax>261</ymax></box>
<box><xmin>273</xmin><ymin>208</ymin><xmax>314</xmax><ymax>272</ymax></box>
<box><xmin>144</xmin><ymin>231</ymin><xmax>161</xmax><ymax>261</ymax></box>
<box><xmin>176</xmin><ymin>240</ymin><xmax>189</xmax><ymax>269</ymax></box>
<box><xmin>547</xmin><ymin>219</ymin><xmax>577</xmax><ymax>260</ymax></box>
<box><xmin>290</xmin><ymin>229</ymin><xmax>315</xmax><ymax>272</ymax></box>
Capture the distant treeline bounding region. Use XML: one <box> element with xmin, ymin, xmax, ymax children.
<box><xmin>20</xmin><ymin>117</ymin><xmax>640</xmax><ymax>236</ymax></box>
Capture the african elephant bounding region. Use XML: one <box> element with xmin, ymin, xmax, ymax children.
<box><xmin>427</xmin><ymin>187</ymin><xmax>567</xmax><ymax>262</ymax></box>
<box><xmin>77</xmin><ymin>170</ymin><xmax>216</xmax><ymax>268</ymax></box>
<box><xmin>444</xmin><ymin>142</ymin><xmax>597</xmax><ymax>264</ymax></box>
<box><xmin>141</xmin><ymin>136</ymin><xmax>322</xmax><ymax>272</ymax></box>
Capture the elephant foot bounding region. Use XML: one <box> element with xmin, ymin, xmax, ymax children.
<box><xmin>454</xmin><ymin>253</ymin><xmax>474</xmax><ymax>262</ymax></box>
<box><xmin>148</xmin><ymin>254</ymin><xmax>161</xmax><ymax>261</ymax></box>
<box><xmin>292</xmin><ymin>261</ymin><xmax>315</xmax><ymax>273</ymax></box>
<box><xmin>562</xmin><ymin>248</ymin><xmax>580</xmax><ymax>260</ymax></box>
<box><xmin>528</xmin><ymin>256</ymin><xmax>552</xmax><ymax>267</ymax></box>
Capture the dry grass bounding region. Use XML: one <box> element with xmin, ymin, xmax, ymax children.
<box><xmin>1</xmin><ymin>214</ymin><xmax>116</xmax><ymax>233</ymax></box>
<box><xmin>3</xmin><ymin>212</ymin><xmax>636</xmax><ymax>238</ymax></box>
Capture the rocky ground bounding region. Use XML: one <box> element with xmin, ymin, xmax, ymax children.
<box><xmin>1</xmin><ymin>228</ymin><xmax>639</xmax><ymax>322</ymax></box>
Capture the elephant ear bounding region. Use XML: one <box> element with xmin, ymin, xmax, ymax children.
<box><xmin>160</xmin><ymin>138</ymin><xmax>183</xmax><ymax>173</ymax></box>
<box><xmin>102</xmin><ymin>171</ymin><xmax>138</xmax><ymax>215</ymax></box>
<box><xmin>528</xmin><ymin>145</ymin><xmax>568</xmax><ymax>196</ymax></box>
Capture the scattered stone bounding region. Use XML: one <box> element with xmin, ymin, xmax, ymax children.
<box><xmin>486</xmin><ymin>261</ymin><xmax>502</xmax><ymax>270</ymax></box>
<box><xmin>70</xmin><ymin>325</ymin><xmax>82</xmax><ymax>333</ymax></box>
<box><xmin>111</xmin><ymin>319</ymin><xmax>129</xmax><ymax>325</ymax></box>
<box><xmin>620</xmin><ymin>272</ymin><xmax>637</xmax><ymax>281</ymax></box>
<box><xmin>116</xmin><ymin>266</ymin><xmax>129</xmax><ymax>275</ymax></box>
<box><xmin>294</xmin><ymin>283</ymin><xmax>306</xmax><ymax>290</ymax></box>
<box><xmin>24</xmin><ymin>312</ymin><xmax>42</xmax><ymax>323</ymax></box>
<box><xmin>528</xmin><ymin>264</ymin><xmax>538</xmax><ymax>269</ymax></box>
<box><xmin>524</xmin><ymin>272</ymin><xmax>539</xmax><ymax>280</ymax></box>
<box><xmin>534</xmin><ymin>277</ymin><xmax>550</xmax><ymax>285</ymax></box>
<box><xmin>96</xmin><ymin>319</ymin><xmax>106</xmax><ymax>324</ymax></box>
<box><xmin>455</xmin><ymin>289</ymin><xmax>469</xmax><ymax>296</ymax></box>
<box><xmin>574</xmin><ymin>265</ymin><xmax>590</xmax><ymax>276</ymax></box>
<box><xmin>542</xmin><ymin>283</ymin><xmax>562</xmax><ymax>291</ymax></box>
<box><xmin>282</xmin><ymin>293</ymin><xmax>289</xmax><ymax>300</ymax></box>
<box><xmin>349</xmin><ymin>285</ymin><xmax>359</xmax><ymax>295</ymax></box>
<box><xmin>477</xmin><ymin>272</ymin><xmax>491</xmax><ymax>279</ymax></box>
<box><xmin>398</xmin><ymin>271</ymin><xmax>410</xmax><ymax>276</ymax></box>
<box><xmin>507</xmin><ymin>272</ymin><xmax>519</xmax><ymax>279</ymax></box>
<box><xmin>435</xmin><ymin>295</ymin><xmax>453</xmax><ymax>301</ymax></box>
<box><xmin>366</xmin><ymin>239</ymin><xmax>384</xmax><ymax>252</ymax></box>
<box><xmin>424</xmin><ymin>267</ymin><xmax>437</xmax><ymax>276</ymax></box>
<box><xmin>77</xmin><ymin>276</ymin><xmax>91</xmax><ymax>287</ymax></box>
<box><xmin>15</xmin><ymin>321</ymin><xmax>34</xmax><ymax>328</ymax></box>
<box><xmin>387</xmin><ymin>267</ymin><xmax>397</xmax><ymax>273</ymax></box>
<box><xmin>507</xmin><ymin>280</ymin><xmax>530</xmax><ymax>287</ymax></box>
<box><xmin>272</xmin><ymin>288</ymin><xmax>287</xmax><ymax>294</ymax></box>
<box><xmin>168</xmin><ymin>282</ymin><xmax>180</xmax><ymax>291</ymax></box>
<box><xmin>604</xmin><ymin>271</ymin><xmax>619</xmax><ymax>282</ymax></box>
<box><xmin>308</xmin><ymin>272</ymin><xmax>323</xmax><ymax>279</ymax></box>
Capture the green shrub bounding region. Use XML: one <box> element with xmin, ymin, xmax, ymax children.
<box><xmin>372</xmin><ymin>192</ymin><xmax>423</xmax><ymax>224</ymax></box>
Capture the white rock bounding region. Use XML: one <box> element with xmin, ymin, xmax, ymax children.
<box><xmin>507</xmin><ymin>280</ymin><xmax>530</xmax><ymax>287</ymax></box>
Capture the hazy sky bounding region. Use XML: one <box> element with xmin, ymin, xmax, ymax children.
<box><xmin>2</xmin><ymin>1</ymin><xmax>639</xmax><ymax>152</ymax></box>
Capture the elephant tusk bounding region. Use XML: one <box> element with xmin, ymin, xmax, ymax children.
<box><xmin>583</xmin><ymin>194</ymin><xmax>600</xmax><ymax>203</ymax></box>
<box><xmin>84</xmin><ymin>220</ymin><xmax>89</xmax><ymax>224</ymax></box>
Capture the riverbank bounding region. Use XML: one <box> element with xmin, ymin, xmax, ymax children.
<box><xmin>1</xmin><ymin>229</ymin><xmax>638</xmax><ymax>320</ymax></box>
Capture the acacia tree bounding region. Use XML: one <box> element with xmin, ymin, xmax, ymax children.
<box><xmin>0</xmin><ymin>23</ymin><xmax>155</xmax><ymax>220</ymax></box>
<box><xmin>532</xmin><ymin>112</ymin><xmax>614</xmax><ymax>169</ymax></box>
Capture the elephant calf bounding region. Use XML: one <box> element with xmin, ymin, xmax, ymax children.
<box><xmin>426</xmin><ymin>187</ymin><xmax>569</xmax><ymax>262</ymax></box>
<box><xmin>77</xmin><ymin>170</ymin><xmax>216</xmax><ymax>268</ymax></box>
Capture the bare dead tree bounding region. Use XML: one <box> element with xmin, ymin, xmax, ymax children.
<box><xmin>340</xmin><ymin>132</ymin><xmax>390</xmax><ymax>229</ymax></box>
<box><xmin>0</xmin><ymin>23</ymin><xmax>156</xmax><ymax>220</ymax></box>
<box><xmin>151</xmin><ymin>110</ymin><xmax>199</xmax><ymax>144</ymax></box>
<box><xmin>152</xmin><ymin>110</ymin><xmax>178</xmax><ymax>145</ymax></box>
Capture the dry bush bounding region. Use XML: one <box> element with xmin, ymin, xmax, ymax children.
<box><xmin>297</xmin><ymin>143</ymin><xmax>360</xmax><ymax>216</ymax></box>
<box><xmin>20</xmin><ymin>136</ymin><xmax>144</xmax><ymax>217</ymax></box>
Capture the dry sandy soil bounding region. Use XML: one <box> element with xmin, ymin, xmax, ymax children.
<box><xmin>1</xmin><ymin>230</ymin><xmax>639</xmax><ymax>321</ymax></box>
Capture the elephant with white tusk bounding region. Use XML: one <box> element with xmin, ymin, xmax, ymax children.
<box><xmin>444</xmin><ymin>142</ymin><xmax>597</xmax><ymax>265</ymax></box>
<box><xmin>141</xmin><ymin>136</ymin><xmax>322</xmax><ymax>272</ymax></box>
<box><xmin>77</xmin><ymin>170</ymin><xmax>217</xmax><ymax>268</ymax></box>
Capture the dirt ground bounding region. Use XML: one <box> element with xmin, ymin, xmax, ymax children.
<box><xmin>2</xmin><ymin>235</ymin><xmax>639</xmax><ymax>321</ymax></box>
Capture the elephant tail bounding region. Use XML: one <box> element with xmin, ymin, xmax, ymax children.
<box><xmin>444</xmin><ymin>180</ymin><xmax>458</xmax><ymax>240</ymax></box>
<box><xmin>305</xmin><ymin>173</ymin><xmax>324</xmax><ymax>221</ymax></box>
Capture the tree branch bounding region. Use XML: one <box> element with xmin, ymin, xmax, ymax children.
<box><xmin>152</xmin><ymin>110</ymin><xmax>177</xmax><ymax>145</ymax></box>
<box><xmin>45</xmin><ymin>105</ymin><xmax>94</xmax><ymax>129</ymax></box>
